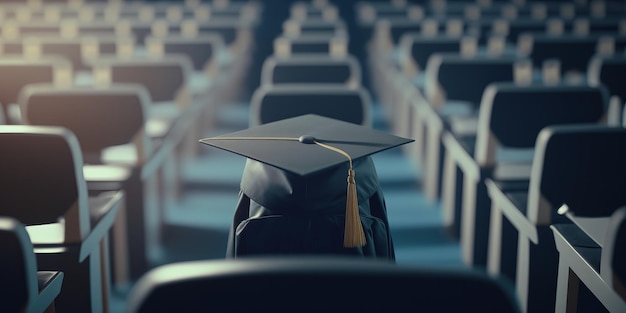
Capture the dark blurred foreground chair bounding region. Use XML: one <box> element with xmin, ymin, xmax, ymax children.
<box><xmin>0</xmin><ymin>125</ymin><xmax>124</xmax><ymax>313</ymax></box>
<box><xmin>551</xmin><ymin>206</ymin><xmax>626</xmax><ymax>312</ymax></box>
<box><xmin>0</xmin><ymin>217</ymin><xmax>64</xmax><ymax>313</ymax></box>
<box><xmin>125</xmin><ymin>256</ymin><xmax>521</xmax><ymax>313</ymax></box>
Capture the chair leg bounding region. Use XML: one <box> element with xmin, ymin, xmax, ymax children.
<box><xmin>101</xmin><ymin>235</ymin><xmax>111</xmax><ymax>313</ymax></box>
<box><xmin>516</xmin><ymin>228</ymin><xmax>559</xmax><ymax>313</ymax></box>
<box><xmin>555</xmin><ymin>260</ymin><xmax>579</xmax><ymax>313</ymax></box>
<box><xmin>111</xmin><ymin>202</ymin><xmax>130</xmax><ymax>287</ymax></box>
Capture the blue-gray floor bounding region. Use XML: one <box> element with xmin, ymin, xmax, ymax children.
<box><xmin>110</xmin><ymin>99</ymin><xmax>464</xmax><ymax>312</ymax></box>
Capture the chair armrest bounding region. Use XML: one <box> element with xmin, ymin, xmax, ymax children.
<box><xmin>79</xmin><ymin>190</ymin><xmax>124</xmax><ymax>261</ymax></box>
<box><xmin>31</xmin><ymin>271</ymin><xmax>64</xmax><ymax>313</ymax></box>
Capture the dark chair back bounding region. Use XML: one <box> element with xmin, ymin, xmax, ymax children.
<box><xmin>0</xmin><ymin>217</ymin><xmax>38</xmax><ymax>313</ymax></box>
<box><xmin>0</xmin><ymin>126</ymin><xmax>88</xmax><ymax>230</ymax></box>
<box><xmin>474</xmin><ymin>83</ymin><xmax>609</xmax><ymax>166</ymax></box>
<box><xmin>425</xmin><ymin>53</ymin><xmax>522</xmax><ymax>109</ymax></box>
<box><xmin>126</xmin><ymin>257</ymin><xmax>521</xmax><ymax>313</ymax></box>
<box><xmin>261</xmin><ymin>54</ymin><xmax>361</xmax><ymax>86</ymax></box>
<box><xmin>0</xmin><ymin>216</ymin><xmax>65</xmax><ymax>313</ymax></box>
<box><xmin>529</xmin><ymin>125</ymin><xmax>626</xmax><ymax>223</ymax></box>
<box><xmin>19</xmin><ymin>84</ymin><xmax>150</xmax><ymax>158</ymax></box>
<box><xmin>250</xmin><ymin>85</ymin><xmax>371</xmax><ymax>127</ymax></box>
<box><xmin>602</xmin><ymin>207</ymin><xmax>626</xmax><ymax>300</ymax></box>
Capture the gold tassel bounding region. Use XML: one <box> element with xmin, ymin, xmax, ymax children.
<box><xmin>344</xmin><ymin>168</ymin><xmax>366</xmax><ymax>247</ymax></box>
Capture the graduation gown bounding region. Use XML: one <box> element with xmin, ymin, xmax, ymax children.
<box><xmin>226</xmin><ymin>156</ymin><xmax>396</xmax><ymax>260</ymax></box>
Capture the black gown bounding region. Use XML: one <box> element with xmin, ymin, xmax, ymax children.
<box><xmin>226</xmin><ymin>156</ymin><xmax>396</xmax><ymax>260</ymax></box>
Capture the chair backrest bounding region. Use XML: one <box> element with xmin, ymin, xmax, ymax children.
<box><xmin>261</xmin><ymin>54</ymin><xmax>361</xmax><ymax>87</ymax></box>
<box><xmin>517</xmin><ymin>33</ymin><xmax>600</xmax><ymax>74</ymax></box>
<box><xmin>289</xmin><ymin>2</ymin><xmax>339</xmax><ymax>21</ymax></box>
<box><xmin>273</xmin><ymin>34</ymin><xmax>348</xmax><ymax>57</ymax></box>
<box><xmin>0</xmin><ymin>56</ymin><xmax>71</xmax><ymax>115</ymax></box>
<box><xmin>601</xmin><ymin>206</ymin><xmax>626</xmax><ymax>300</ymax></box>
<box><xmin>487</xmin><ymin>18</ymin><xmax>551</xmax><ymax>43</ymax></box>
<box><xmin>0</xmin><ymin>217</ymin><xmax>38</xmax><ymax>313</ymax></box>
<box><xmin>588</xmin><ymin>54</ymin><xmax>626</xmax><ymax>102</ymax></box>
<box><xmin>183</xmin><ymin>19</ymin><xmax>255</xmax><ymax>50</ymax></box>
<box><xmin>88</xmin><ymin>55</ymin><xmax>192</xmax><ymax>102</ymax></box>
<box><xmin>424</xmin><ymin>52</ymin><xmax>523</xmax><ymax>108</ymax></box>
<box><xmin>398</xmin><ymin>32</ymin><xmax>469</xmax><ymax>75</ymax></box>
<box><xmin>527</xmin><ymin>125</ymin><xmax>626</xmax><ymax>225</ymax></box>
<box><xmin>18</xmin><ymin>83</ymin><xmax>151</xmax><ymax>160</ymax></box>
<box><xmin>24</xmin><ymin>36</ymin><xmax>88</xmax><ymax>71</ymax></box>
<box><xmin>250</xmin><ymin>84</ymin><xmax>371</xmax><ymax>127</ymax></box>
<box><xmin>145</xmin><ymin>34</ymin><xmax>225</xmax><ymax>71</ymax></box>
<box><xmin>0</xmin><ymin>37</ymin><xmax>23</xmax><ymax>54</ymax></box>
<box><xmin>126</xmin><ymin>256</ymin><xmax>521</xmax><ymax>313</ymax></box>
<box><xmin>474</xmin><ymin>82</ymin><xmax>609</xmax><ymax>166</ymax></box>
<box><xmin>282</xmin><ymin>18</ymin><xmax>346</xmax><ymax>38</ymax></box>
<box><xmin>0</xmin><ymin>125</ymin><xmax>90</xmax><ymax>241</ymax></box>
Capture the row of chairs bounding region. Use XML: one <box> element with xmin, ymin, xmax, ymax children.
<box><xmin>0</xmin><ymin>0</ymin><xmax>258</xmax><ymax>311</ymax></box>
<box><xmin>357</xmin><ymin>0</ymin><xmax>626</xmax><ymax>23</ymax></box>
<box><xmin>366</xmin><ymin>0</ymin><xmax>626</xmax><ymax>312</ymax></box>
<box><xmin>0</xmin><ymin>0</ymin><xmax>260</xmax><ymax>23</ymax></box>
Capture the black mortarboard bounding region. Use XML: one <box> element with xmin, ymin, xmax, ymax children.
<box><xmin>199</xmin><ymin>114</ymin><xmax>413</xmax><ymax>247</ymax></box>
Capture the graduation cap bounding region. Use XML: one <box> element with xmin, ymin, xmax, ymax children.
<box><xmin>199</xmin><ymin>114</ymin><xmax>413</xmax><ymax>248</ymax></box>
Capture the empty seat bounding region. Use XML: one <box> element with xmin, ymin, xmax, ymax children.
<box><xmin>441</xmin><ymin>82</ymin><xmax>609</xmax><ymax>268</ymax></box>
<box><xmin>273</xmin><ymin>34</ymin><xmax>348</xmax><ymax>57</ymax></box>
<box><xmin>0</xmin><ymin>216</ymin><xmax>64</xmax><ymax>313</ymax></box>
<box><xmin>419</xmin><ymin>52</ymin><xmax>524</xmax><ymax>201</ymax></box>
<box><xmin>17</xmin><ymin>83</ymin><xmax>162</xmax><ymax>281</ymax></box>
<box><xmin>0</xmin><ymin>125</ymin><xmax>124</xmax><ymax>312</ymax></box>
<box><xmin>261</xmin><ymin>54</ymin><xmax>361</xmax><ymax>86</ymax></box>
<box><xmin>144</xmin><ymin>34</ymin><xmax>225</xmax><ymax>72</ymax></box>
<box><xmin>551</xmin><ymin>206</ymin><xmax>626</xmax><ymax>312</ymax></box>
<box><xmin>485</xmin><ymin>125</ymin><xmax>626</xmax><ymax>313</ymax></box>
<box><xmin>126</xmin><ymin>256</ymin><xmax>521</xmax><ymax>313</ymax></box>
<box><xmin>250</xmin><ymin>84</ymin><xmax>372</xmax><ymax>127</ymax></box>
<box><xmin>0</xmin><ymin>56</ymin><xmax>71</xmax><ymax>124</ymax></box>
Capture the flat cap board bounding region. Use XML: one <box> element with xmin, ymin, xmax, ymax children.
<box><xmin>199</xmin><ymin>114</ymin><xmax>413</xmax><ymax>176</ymax></box>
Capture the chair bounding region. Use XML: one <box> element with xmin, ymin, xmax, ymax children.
<box><xmin>440</xmin><ymin>82</ymin><xmax>609</xmax><ymax>269</ymax></box>
<box><xmin>551</xmin><ymin>206</ymin><xmax>626</xmax><ymax>312</ymax></box>
<box><xmin>517</xmin><ymin>33</ymin><xmax>601</xmax><ymax>76</ymax></box>
<box><xmin>588</xmin><ymin>54</ymin><xmax>626</xmax><ymax>125</ymax></box>
<box><xmin>418</xmin><ymin>52</ymin><xmax>524</xmax><ymax>201</ymax></box>
<box><xmin>0</xmin><ymin>125</ymin><xmax>124</xmax><ymax>313</ymax></box>
<box><xmin>125</xmin><ymin>256</ymin><xmax>521</xmax><ymax>313</ymax></box>
<box><xmin>182</xmin><ymin>18</ymin><xmax>256</xmax><ymax>54</ymax></box>
<box><xmin>602</xmin><ymin>207</ymin><xmax>626</xmax><ymax>304</ymax></box>
<box><xmin>260</xmin><ymin>54</ymin><xmax>361</xmax><ymax>87</ymax></box>
<box><xmin>484</xmin><ymin>125</ymin><xmax>626</xmax><ymax>313</ymax></box>
<box><xmin>250</xmin><ymin>84</ymin><xmax>372</xmax><ymax>127</ymax></box>
<box><xmin>0</xmin><ymin>56</ymin><xmax>71</xmax><ymax>124</ymax></box>
<box><xmin>0</xmin><ymin>217</ymin><xmax>64</xmax><ymax>313</ymax></box>
<box><xmin>282</xmin><ymin>18</ymin><xmax>346</xmax><ymax>38</ymax></box>
<box><xmin>397</xmin><ymin>32</ymin><xmax>468</xmax><ymax>77</ymax></box>
<box><xmin>144</xmin><ymin>34</ymin><xmax>225</xmax><ymax>72</ymax></box>
<box><xmin>289</xmin><ymin>1</ymin><xmax>339</xmax><ymax>21</ymax></box>
<box><xmin>273</xmin><ymin>34</ymin><xmax>348</xmax><ymax>57</ymax></box>
<box><xmin>18</xmin><ymin>83</ymin><xmax>158</xmax><ymax>282</ymax></box>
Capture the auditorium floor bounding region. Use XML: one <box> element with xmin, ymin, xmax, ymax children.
<box><xmin>109</xmin><ymin>99</ymin><xmax>464</xmax><ymax>312</ymax></box>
